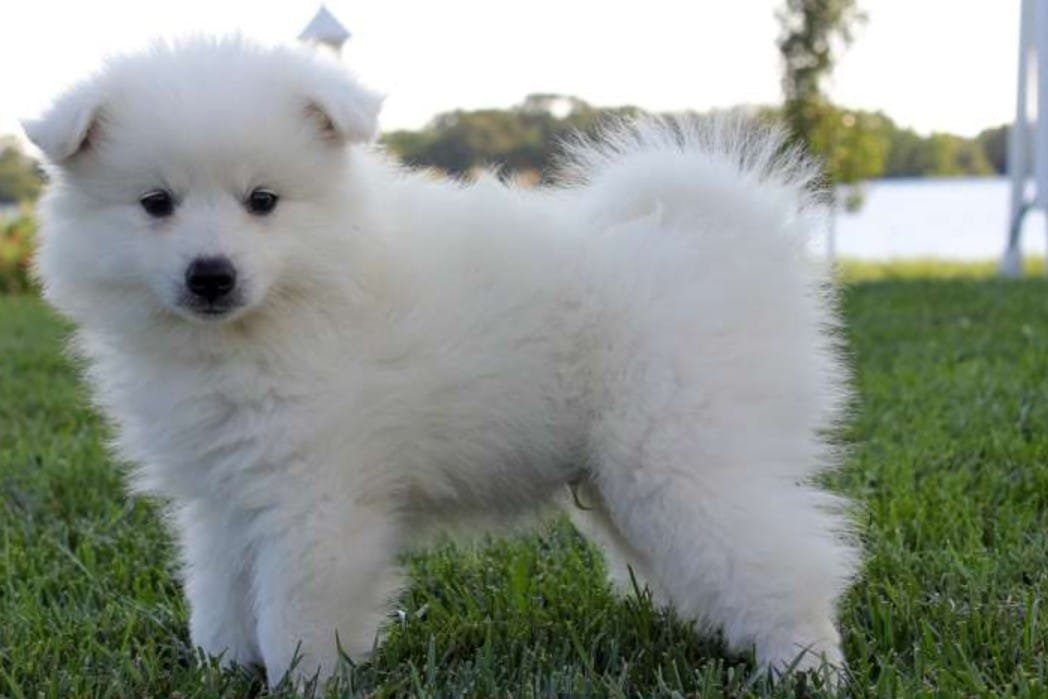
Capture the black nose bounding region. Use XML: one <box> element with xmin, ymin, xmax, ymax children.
<box><xmin>185</xmin><ymin>256</ymin><xmax>237</xmax><ymax>301</ymax></box>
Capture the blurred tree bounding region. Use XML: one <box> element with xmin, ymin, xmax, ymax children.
<box><xmin>382</xmin><ymin>96</ymin><xmax>641</xmax><ymax>181</ymax></box>
<box><xmin>776</xmin><ymin>0</ymin><xmax>881</xmax><ymax>200</ymax></box>
<box><xmin>975</xmin><ymin>125</ymin><xmax>1008</xmax><ymax>174</ymax></box>
<box><xmin>913</xmin><ymin>133</ymin><xmax>993</xmax><ymax>176</ymax></box>
<box><xmin>0</xmin><ymin>137</ymin><xmax>44</xmax><ymax>204</ymax></box>
<box><xmin>0</xmin><ymin>215</ymin><xmax>38</xmax><ymax>293</ymax></box>
<box><xmin>882</xmin><ymin>124</ymin><xmax>925</xmax><ymax>177</ymax></box>
<box><xmin>806</xmin><ymin>104</ymin><xmax>888</xmax><ymax>200</ymax></box>
<box><xmin>878</xmin><ymin>120</ymin><xmax>1003</xmax><ymax>178</ymax></box>
<box><xmin>777</xmin><ymin>0</ymin><xmax>865</xmax><ymax>122</ymax></box>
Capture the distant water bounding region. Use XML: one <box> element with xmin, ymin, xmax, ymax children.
<box><xmin>823</xmin><ymin>176</ymin><xmax>1044</xmax><ymax>261</ymax></box>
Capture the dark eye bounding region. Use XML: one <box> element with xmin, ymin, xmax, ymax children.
<box><xmin>140</xmin><ymin>190</ymin><xmax>174</xmax><ymax>218</ymax></box>
<box><xmin>247</xmin><ymin>188</ymin><xmax>279</xmax><ymax>215</ymax></box>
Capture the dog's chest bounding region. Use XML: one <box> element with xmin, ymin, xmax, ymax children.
<box><xmin>105</xmin><ymin>357</ymin><xmax>316</xmax><ymax>503</ymax></box>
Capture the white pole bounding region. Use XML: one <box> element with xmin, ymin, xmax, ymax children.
<box><xmin>1037</xmin><ymin>0</ymin><xmax>1048</xmax><ymax>274</ymax></box>
<box><xmin>1003</xmin><ymin>0</ymin><xmax>1034</xmax><ymax>277</ymax></box>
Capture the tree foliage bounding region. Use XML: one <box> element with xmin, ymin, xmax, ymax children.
<box><xmin>803</xmin><ymin>102</ymin><xmax>887</xmax><ymax>185</ymax></box>
<box><xmin>777</xmin><ymin>0</ymin><xmax>865</xmax><ymax>105</ymax></box>
<box><xmin>975</xmin><ymin>125</ymin><xmax>1008</xmax><ymax>175</ymax></box>
<box><xmin>383</xmin><ymin>95</ymin><xmax>641</xmax><ymax>181</ymax></box>
<box><xmin>777</xmin><ymin>0</ymin><xmax>874</xmax><ymax>187</ymax></box>
<box><xmin>879</xmin><ymin>122</ymin><xmax>997</xmax><ymax>178</ymax></box>
<box><xmin>0</xmin><ymin>215</ymin><xmax>37</xmax><ymax>293</ymax></box>
<box><xmin>0</xmin><ymin>137</ymin><xmax>44</xmax><ymax>205</ymax></box>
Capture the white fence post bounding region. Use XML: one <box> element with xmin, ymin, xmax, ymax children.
<box><xmin>1004</xmin><ymin>0</ymin><xmax>1036</xmax><ymax>276</ymax></box>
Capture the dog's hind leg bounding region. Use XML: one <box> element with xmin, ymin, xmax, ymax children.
<box><xmin>562</xmin><ymin>479</ymin><xmax>665</xmax><ymax>604</ymax></box>
<box><xmin>590</xmin><ymin>424</ymin><xmax>856</xmax><ymax>677</ymax></box>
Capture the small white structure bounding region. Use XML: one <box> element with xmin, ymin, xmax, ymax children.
<box><xmin>1003</xmin><ymin>0</ymin><xmax>1045</xmax><ymax>276</ymax></box>
<box><xmin>299</xmin><ymin>6</ymin><xmax>351</xmax><ymax>55</ymax></box>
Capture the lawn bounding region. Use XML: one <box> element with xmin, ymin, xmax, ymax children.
<box><xmin>3</xmin><ymin>279</ymin><xmax>1048</xmax><ymax>697</ymax></box>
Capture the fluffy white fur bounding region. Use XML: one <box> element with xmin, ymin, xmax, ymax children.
<box><xmin>27</xmin><ymin>38</ymin><xmax>858</xmax><ymax>687</ymax></box>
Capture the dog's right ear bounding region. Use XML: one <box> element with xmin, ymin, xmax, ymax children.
<box><xmin>22</xmin><ymin>83</ymin><xmax>103</xmax><ymax>164</ymax></box>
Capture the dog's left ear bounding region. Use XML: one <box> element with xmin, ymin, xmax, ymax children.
<box><xmin>305</xmin><ymin>74</ymin><xmax>384</xmax><ymax>144</ymax></box>
<box><xmin>22</xmin><ymin>82</ymin><xmax>104</xmax><ymax>163</ymax></box>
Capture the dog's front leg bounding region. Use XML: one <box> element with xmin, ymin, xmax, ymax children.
<box><xmin>253</xmin><ymin>498</ymin><xmax>403</xmax><ymax>688</ymax></box>
<box><xmin>177</xmin><ymin>499</ymin><xmax>262</xmax><ymax>669</ymax></box>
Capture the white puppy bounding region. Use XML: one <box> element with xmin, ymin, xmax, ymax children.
<box><xmin>26</xmin><ymin>38</ymin><xmax>857</xmax><ymax>687</ymax></box>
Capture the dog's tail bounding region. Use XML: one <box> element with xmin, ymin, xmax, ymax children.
<box><xmin>554</xmin><ymin>115</ymin><xmax>826</xmax><ymax>253</ymax></box>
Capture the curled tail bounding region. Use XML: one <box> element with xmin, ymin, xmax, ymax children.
<box><xmin>555</xmin><ymin>115</ymin><xmax>827</xmax><ymax>250</ymax></box>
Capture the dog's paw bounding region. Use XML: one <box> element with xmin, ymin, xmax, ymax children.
<box><xmin>756</xmin><ymin>624</ymin><xmax>847</xmax><ymax>691</ymax></box>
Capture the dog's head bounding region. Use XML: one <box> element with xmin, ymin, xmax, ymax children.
<box><xmin>25</xmin><ymin>38</ymin><xmax>382</xmax><ymax>335</ymax></box>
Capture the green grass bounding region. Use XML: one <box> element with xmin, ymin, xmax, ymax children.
<box><xmin>4</xmin><ymin>279</ymin><xmax>1048</xmax><ymax>697</ymax></box>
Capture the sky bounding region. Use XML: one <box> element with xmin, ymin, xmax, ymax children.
<box><xmin>0</xmin><ymin>1</ymin><xmax>1021</xmax><ymax>148</ymax></box>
